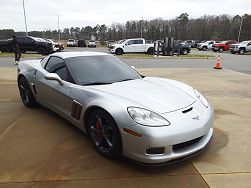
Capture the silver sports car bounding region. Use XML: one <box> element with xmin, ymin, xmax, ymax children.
<box><xmin>17</xmin><ymin>51</ymin><xmax>214</xmax><ymax>165</ymax></box>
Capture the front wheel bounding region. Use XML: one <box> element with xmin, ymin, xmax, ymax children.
<box><xmin>182</xmin><ymin>48</ymin><xmax>188</xmax><ymax>55</ymax></box>
<box><xmin>239</xmin><ymin>48</ymin><xmax>245</xmax><ymax>55</ymax></box>
<box><xmin>115</xmin><ymin>48</ymin><xmax>123</xmax><ymax>55</ymax></box>
<box><xmin>18</xmin><ymin>77</ymin><xmax>36</xmax><ymax>107</ymax></box>
<box><xmin>87</xmin><ymin>109</ymin><xmax>122</xmax><ymax>159</ymax></box>
<box><xmin>219</xmin><ymin>48</ymin><xmax>224</xmax><ymax>53</ymax></box>
<box><xmin>202</xmin><ymin>46</ymin><xmax>207</xmax><ymax>51</ymax></box>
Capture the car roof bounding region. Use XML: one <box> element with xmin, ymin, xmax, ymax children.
<box><xmin>51</xmin><ymin>51</ymin><xmax>110</xmax><ymax>59</ymax></box>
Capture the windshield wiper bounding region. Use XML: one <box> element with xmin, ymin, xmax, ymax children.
<box><xmin>83</xmin><ymin>82</ymin><xmax>112</xmax><ymax>86</ymax></box>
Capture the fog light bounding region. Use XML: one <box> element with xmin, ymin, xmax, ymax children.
<box><xmin>146</xmin><ymin>147</ymin><xmax>164</xmax><ymax>155</ymax></box>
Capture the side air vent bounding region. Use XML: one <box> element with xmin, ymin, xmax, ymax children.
<box><xmin>182</xmin><ymin>107</ymin><xmax>193</xmax><ymax>113</ymax></box>
<box><xmin>71</xmin><ymin>100</ymin><xmax>82</xmax><ymax>121</ymax></box>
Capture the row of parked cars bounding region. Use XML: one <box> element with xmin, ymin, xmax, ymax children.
<box><xmin>108</xmin><ymin>38</ymin><xmax>191</xmax><ymax>55</ymax></box>
<box><xmin>66</xmin><ymin>39</ymin><xmax>97</xmax><ymax>48</ymax></box>
<box><xmin>196</xmin><ymin>40</ymin><xmax>251</xmax><ymax>55</ymax></box>
<box><xmin>0</xmin><ymin>36</ymin><xmax>64</xmax><ymax>55</ymax></box>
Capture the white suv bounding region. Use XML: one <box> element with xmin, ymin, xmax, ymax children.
<box><xmin>67</xmin><ymin>39</ymin><xmax>78</xmax><ymax>47</ymax></box>
<box><xmin>88</xmin><ymin>40</ymin><xmax>96</xmax><ymax>48</ymax></box>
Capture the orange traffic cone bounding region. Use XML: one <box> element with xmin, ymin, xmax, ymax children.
<box><xmin>214</xmin><ymin>55</ymin><xmax>222</xmax><ymax>69</ymax></box>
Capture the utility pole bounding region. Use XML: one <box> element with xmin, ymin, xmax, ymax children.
<box><xmin>57</xmin><ymin>15</ymin><xmax>60</xmax><ymax>40</ymax></box>
<box><xmin>22</xmin><ymin>0</ymin><xmax>28</xmax><ymax>36</ymax></box>
<box><xmin>140</xmin><ymin>17</ymin><xmax>143</xmax><ymax>38</ymax></box>
<box><xmin>237</xmin><ymin>16</ymin><xmax>244</xmax><ymax>42</ymax></box>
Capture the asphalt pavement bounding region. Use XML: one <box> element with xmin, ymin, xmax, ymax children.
<box><xmin>0</xmin><ymin>47</ymin><xmax>251</xmax><ymax>74</ymax></box>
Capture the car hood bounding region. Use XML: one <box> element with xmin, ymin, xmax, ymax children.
<box><xmin>90</xmin><ymin>77</ymin><xmax>196</xmax><ymax>113</ymax></box>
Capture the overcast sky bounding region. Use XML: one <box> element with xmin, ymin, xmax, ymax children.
<box><xmin>0</xmin><ymin>0</ymin><xmax>250</xmax><ymax>31</ymax></box>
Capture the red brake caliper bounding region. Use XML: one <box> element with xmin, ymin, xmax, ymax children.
<box><xmin>95</xmin><ymin>118</ymin><xmax>102</xmax><ymax>141</ymax></box>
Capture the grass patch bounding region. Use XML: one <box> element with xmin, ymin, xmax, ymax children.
<box><xmin>0</xmin><ymin>52</ymin><xmax>44</xmax><ymax>58</ymax></box>
<box><xmin>118</xmin><ymin>53</ymin><xmax>214</xmax><ymax>59</ymax></box>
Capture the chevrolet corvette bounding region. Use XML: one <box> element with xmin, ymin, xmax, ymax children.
<box><xmin>17</xmin><ymin>51</ymin><xmax>214</xmax><ymax>165</ymax></box>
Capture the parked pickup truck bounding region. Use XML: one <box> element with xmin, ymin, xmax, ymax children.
<box><xmin>0</xmin><ymin>36</ymin><xmax>53</xmax><ymax>55</ymax></box>
<box><xmin>197</xmin><ymin>40</ymin><xmax>216</xmax><ymax>51</ymax></box>
<box><xmin>66</xmin><ymin>39</ymin><xmax>78</xmax><ymax>47</ymax></box>
<box><xmin>212</xmin><ymin>40</ymin><xmax>237</xmax><ymax>52</ymax></box>
<box><xmin>110</xmin><ymin>38</ymin><xmax>154</xmax><ymax>55</ymax></box>
<box><xmin>230</xmin><ymin>41</ymin><xmax>251</xmax><ymax>54</ymax></box>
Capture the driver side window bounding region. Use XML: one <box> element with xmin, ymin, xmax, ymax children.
<box><xmin>45</xmin><ymin>56</ymin><xmax>73</xmax><ymax>82</ymax></box>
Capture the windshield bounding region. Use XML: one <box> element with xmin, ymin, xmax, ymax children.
<box><xmin>118</xmin><ymin>40</ymin><xmax>125</xmax><ymax>44</ymax></box>
<box><xmin>66</xmin><ymin>55</ymin><xmax>142</xmax><ymax>85</ymax></box>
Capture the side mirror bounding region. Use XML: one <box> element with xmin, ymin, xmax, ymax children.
<box><xmin>125</xmin><ymin>43</ymin><xmax>128</xmax><ymax>46</ymax></box>
<box><xmin>45</xmin><ymin>73</ymin><xmax>63</xmax><ymax>85</ymax></box>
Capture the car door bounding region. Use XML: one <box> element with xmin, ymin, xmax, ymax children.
<box><xmin>247</xmin><ymin>42</ymin><xmax>251</xmax><ymax>51</ymax></box>
<box><xmin>124</xmin><ymin>39</ymin><xmax>137</xmax><ymax>53</ymax></box>
<box><xmin>208</xmin><ymin>41</ymin><xmax>214</xmax><ymax>49</ymax></box>
<box><xmin>24</xmin><ymin>37</ymin><xmax>36</xmax><ymax>51</ymax></box>
<box><xmin>34</xmin><ymin>56</ymin><xmax>73</xmax><ymax>119</ymax></box>
<box><xmin>134</xmin><ymin>39</ymin><xmax>145</xmax><ymax>52</ymax></box>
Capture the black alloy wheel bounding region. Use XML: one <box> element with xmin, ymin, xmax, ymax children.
<box><xmin>18</xmin><ymin>77</ymin><xmax>36</xmax><ymax>107</ymax></box>
<box><xmin>87</xmin><ymin>109</ymin><xmax>121</xmax><ymax>159</ymax></box>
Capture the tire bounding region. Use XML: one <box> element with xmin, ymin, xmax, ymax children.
<box><xmin>202</xmin><ymin>46</ymin><xmax>207</xmax><ymax>51</ymax></box>
<box><xmin>230</xmin><ymin>51</ymin><xmax>236</xmax><ymax>54</ymax></box>
<box><xmin>182</xmin><ymin>48</ymin><xmax>188</xmax><ymax>55</ymax></box>
<box><xmin>0</xmin><ymin>46</ymin><xmax>10</xmax><ymax>52</ymax></box>
<box><xmin>115</xmin><ymin>48</ymin><xmax>123</xmax><ymax>55</ymax></box>
<box><xmin>239</xmin><ymin>48</ymin><xmax>245</xmax><ymax>55</ymax></box>
<box><xmin>18</xmin><ymin>77</ymin><xmax>36</xmax><ymax>107</ymax></box>
<box><xmin>219</xmin><ymin>48</ymin><xmax>224</xmax><ymax>53</ymax></box>
<box><xmin>37</xmin><ymin>47</ymin><xmax>46</xmax><ymax>55</ymax></box>
<box><xmin>87</xmin><ymin>109</ymin><xmax>122</xmax><ymax>159</ymax></box>
<box><xmin>147</xmin><ymin>47</ymin><xmax>154</xmax><ymax>55</ymax></box>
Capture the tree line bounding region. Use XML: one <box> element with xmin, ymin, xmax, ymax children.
<box><xmin>1</xmin><ymin>13</ymin><xmax>250</xmax><ymax>42</ymax></box>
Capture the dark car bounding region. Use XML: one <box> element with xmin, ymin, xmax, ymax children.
<box><xmin>0</xmin><ymin>36</ymin><xmax>53</xmax><ymax>55</ymax></box>
<box><xmin>78</xmin><ymin>39</ymin><xmax>86</xmax><ymax>47</ymax></box>
<box><xmin>159</xmin><ymin>41</ymin><xmax>191</xmax><ymax>55</ymax></box>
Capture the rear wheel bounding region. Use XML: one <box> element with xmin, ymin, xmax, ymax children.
<box><xmin>87</xmin><ymin>109</ymin><xmax>122</xmax><ymax>159</ymax></box>
<box><xmin>115</xmin><ymin>48</ymin><xmax>123</xmax><ymax>55</ymax></box>
<box><xmin>202</xmin><ymin>46</ymin><xmax>207</xmax><ymax>51</ymax></box>
<box><xmin>230</xmin><ymin>51</ymin><xmax>236</xmax><ymax>54</ymax></box>
<box><xmin>147</xmin><ymin>47</ymin><xmax>154</xmax><ymax>55</ymax></box>
<box><xmin>18</xmin><ymin>77</ymin><xmax>36</xmax><ymax>107</ymax></box>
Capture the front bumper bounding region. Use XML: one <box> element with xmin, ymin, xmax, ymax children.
<box><xmin>120</xmin><ymin>102</ymin><xmax>214</xmax><ymax>164</ymax></box>
<box><xmin>230</xmin><ymin>48</ymin><xmax>239</xmax><ymax>52</ymax></box>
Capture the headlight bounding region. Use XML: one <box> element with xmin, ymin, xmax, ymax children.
<box><xmin>194</xmin><ymin>89</ymin><xmax>209</xmax><ymax>108</ymax></box>
<box><xmin>127</xmin><ymin>107</ymin><xmax>170</xmax><ymax>127</ymax></box>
